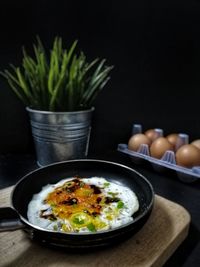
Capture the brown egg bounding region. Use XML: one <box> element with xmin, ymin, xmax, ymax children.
<box><xmin>128</xmin><ymin>133</ymin><xmax>151</xmax><ymax>152</ymax></box>
<box><xmin>144</xmin><ymin>129</ymin><xmax>162</xmax><ymax>142</ymax></box>
<box><xmin>191</xmin><ymin>139</ymin><xmax>200</xmax><ymax>150</ymax></box>
<box><xmin>176</xmin><ymin>144</ymin><xmax>200</xmax><ymax>168</ymax></box>
<box><xmin>166</xmin><ymin>133</ymin><xmax>186</xmax><ymax>151</ymax></box>
<box><xmin>150</xmin><ymin>137</ymin><xmax>174</xmax><ymax>159</ymax></box>
<box><xmin>166</xmin><ymin>133</ymin><xmax>179</xmax><ymax>147</ymax></box>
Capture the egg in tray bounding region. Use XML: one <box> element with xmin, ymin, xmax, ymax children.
<box><xmin>117</xmin><ymin>124</ymin><xmax>200</xmax><ymax>183</ymax></box>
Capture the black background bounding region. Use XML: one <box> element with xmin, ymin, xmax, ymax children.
<box><xmin>0</xmin><ymin>0</ymin><xmax>200</xmax><ymax>155</ymax></box>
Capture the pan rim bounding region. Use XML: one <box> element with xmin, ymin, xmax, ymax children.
<box><xmin>11</xmin><ymin>159</ymin><xmax>154</xmax><ymax>236</ymax></box>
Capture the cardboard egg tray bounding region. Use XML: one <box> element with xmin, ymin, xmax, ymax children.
<box><xmin>117</xmin><ymin>124</ymin><xmax>200</xmax><ymax>183</ymax></box>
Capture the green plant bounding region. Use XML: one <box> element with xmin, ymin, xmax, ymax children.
<box><xmin>1</xmin><ymin>37</ymin><xmax>113</xmax><ymax>111</ymax></box>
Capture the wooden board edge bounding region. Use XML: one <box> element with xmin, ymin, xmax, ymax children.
<box><xmin>152</xmin><ymin>208</ymin><xmax>191</xmax><ymax>267</ymax></box>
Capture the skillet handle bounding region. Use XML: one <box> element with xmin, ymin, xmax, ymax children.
<box><xmin>0</xmin><ymin>207</ymin><xmax>25</xmax><ymax>232</ymax></box>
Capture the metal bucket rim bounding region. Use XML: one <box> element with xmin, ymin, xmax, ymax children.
<box><xmin>26</xmin><ymin>106</ymin><xmax>95</xmax><ymax>115</ymax></box>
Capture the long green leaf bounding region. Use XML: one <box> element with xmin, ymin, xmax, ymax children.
<box><xmin>82</xmin><ymin>65</ymin><xmax>113</xmax><ymax>102</ymax></box>
<box><xmin>7</xmin><ymin>78</ymin><xmax>30</xmax><ymax>105</ymax></box>
<box><xmin>15</xmin><ymin>68</ymin><xmax>32</xmax><ymax>98</ymax></box>
<box><xmin>0</xmin><ymin>36</ymin><xmax>113</xmax><ymax>111</ymax></box>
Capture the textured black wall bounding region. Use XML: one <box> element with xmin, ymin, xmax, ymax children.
<box><xmin>0</xmin><ymin>0</ymin><xmax>200</xmax><ymax>154</ymax></box>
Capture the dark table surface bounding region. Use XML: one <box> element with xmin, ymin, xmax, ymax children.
<box><xmin>0</xmin><ymin>151</ymin><xmax>200</xmax><ymax>267</ymax></box>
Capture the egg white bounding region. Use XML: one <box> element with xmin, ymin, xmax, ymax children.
<box><xmin>27</xmin><ymin>177</ymin><xmax>139</xmax><ymax>233</ymax></box>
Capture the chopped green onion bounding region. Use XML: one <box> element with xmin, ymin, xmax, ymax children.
<box><xmin>73</xmin><ymin>217</ymin><xmax>85</xmax><ymax>225</ymax></box>
<box><xmin>53</xmin><ymin>224</ymin><xmax>58</xmax><ymax>231</ymax></box>
<box><xmin>117</xmin><ymin>201</ymin><xmax>124</xmax><ymax>209</ymax></box>
<box><xmin>87</xmin><ymin>223</ymin><xmax>96</xmax><ymax>232</ymax></box>
<box><xmin>108</xmin><ymin>192</ymin><xmax>118</xmax><ymax>197</ymax></box>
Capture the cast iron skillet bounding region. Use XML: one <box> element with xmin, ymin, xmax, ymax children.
<box><xmin>0</xmin><ymin>159</ymin><xmax>154</xmax><ymax>250</ymax></box>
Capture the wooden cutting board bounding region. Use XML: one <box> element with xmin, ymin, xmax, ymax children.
<box><xmin>0</xmin><ymin>186</ymin><xmax>190</xmax><ymax>267</ymax></box>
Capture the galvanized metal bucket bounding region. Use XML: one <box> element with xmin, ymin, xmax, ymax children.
<box><xmin>26</xmin><ymin>107</ymin><xmax>94</xmax><ymax>166</ymax></box>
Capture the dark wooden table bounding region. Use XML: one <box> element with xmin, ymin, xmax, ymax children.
<box><xmin>0</xmin><ymin>151</ymin><xmax>200</xmax><ymax>267</ymax></box>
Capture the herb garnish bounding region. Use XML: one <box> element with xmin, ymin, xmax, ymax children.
<box><xmin>117</xmin><ymin>201</ymin><xmax>124</xmax><ymax>209</ymax></box>
<box><xmin>87</xmin><ymin>223</ymin><xmax>96</xmax><ymax>232</ymax></box>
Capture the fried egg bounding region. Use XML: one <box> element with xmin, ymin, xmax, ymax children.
<box><xmin>27</xmin><ymin>177</ymin><xmax>139</xmax><ymax>233</ymax></box>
